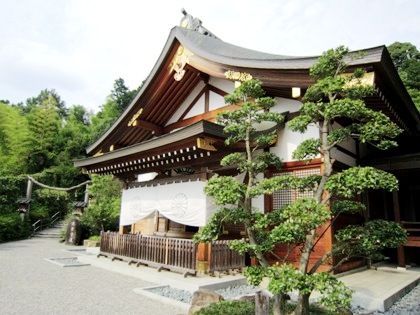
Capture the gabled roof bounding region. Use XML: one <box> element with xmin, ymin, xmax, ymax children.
<box><xmin>78</xmin><ymin>13</ymin><xmax>420</xmax><ymax>177</ymax></box>
<box><xmin>85</xmin><ymin>26</ymin><xmax>319</xmax><ymax>157</ymax></box>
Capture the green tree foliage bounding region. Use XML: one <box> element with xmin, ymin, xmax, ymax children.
<box><xmin>54</xmin><ymin>105</ymin><xmax>91</xmax><ymax>166</ymax></box>
<box><xmin>112</xmin><ymin>78</ymin><xmax>139</xmax><ymax>112</ymax></box>
<box><xmin>388</xmin><ymin>42</ymin><xmax>420</xmax><ymax>110</ymax></box>
<box><xmin>24</xmin><ymin>88</ymin><xmax>68</xmax><ymax>118</ymax></box>
<box><xmin>195</xmin><ymin>79</ymin><xmax>290</xmax><ymax>314</ymax></box>
<box><xmin>0</xmin><ymin>213</ymin><xmax>32</xmax><ymax>243</ymax></box>
<box><xmin>0</xmin><ymin>103</ymin><xmax>32</xmax><ymax>175</ymax></box>
<box><xmin>196</xmin><ymin>47</ymin><xmax>407</xmax><ymax>315</ymax></box>
<box><xmin>0</xmin><ymin>175</ymin><xmax>28</xmax><ymax>214</ymax></box>
<box><xmin>80</xmin><ymin>175</ymin><xmax>121</xmax><ymax>236</ymax></box>
<box><xmin>26</xmin><ymin>94</ymin><xmax>62</xmax><ymax>172</ymax></box>
<box><xmin>90</xmin><ymin>78</ymin><xmax>138</xmax><ymax>141</ymax></box>
<box><xmin>0</xmin><ymin>78</ymin><xmax>134</xmax><ymax>241</ymax></box>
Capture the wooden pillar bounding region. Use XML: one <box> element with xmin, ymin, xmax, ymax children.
<box><xmin>119</xmin><ymin>225</ymin><xmax>128</xmax><ymax>234</ymax></box>
<box><xmin>393</xmin><ymin>190</ymin><xmax>405</xmax><ymax>267</ymax></box>
<box><xmin>84</xmin><ymin>184</ymin><xmax>89</xmax><ymax>204</ymax></box>
<box><xmin>196</xmin><ymin>242</ymin><xmax>210</xmax><ymax>274</ymax></box>
<box><xmin>26</xmin><ymin>178</ymin><xmax>33</xmax><ymax>199</ymax></box>
<box><xmin>25</xmin><ymin>178</ymin><xmax>33</xmax><ymax>219</ymax></box>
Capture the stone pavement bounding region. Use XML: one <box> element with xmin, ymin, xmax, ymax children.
<box><xmin>1</xmin><ymin>225</ymin><xmax>419</xmax><ymax>314</ymax></box>
<box><xmin>0</xmin><ymin>235</ymin><xmax>187</xmax><ymax>315</ymax></box>
<box><xmin>337</xmin><ymin>264</ymin><xmax>420</xmax><ymax>312</ymax></box>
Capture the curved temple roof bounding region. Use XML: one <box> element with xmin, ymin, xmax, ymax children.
<box><xmin>78</xmin><ymin>11</ymin><xmax>420</xmax><ymax>177</ymax></box>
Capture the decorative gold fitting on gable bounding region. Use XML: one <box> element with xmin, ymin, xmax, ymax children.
<box><xmin>93</xmin><ymin>150</ymin><xmax>103</xmax><ymax>157</ymax></box>
<box><xmin>128</xmin><ymin>108</ymin><xmax>143</xmax><ymax>127</ymax></box>
<box><xmin>197</xmin><ymin>137</ymin><xmax>217</xmax><ymax>151</ymax></box>
<box><xmin>170</xmin><ymin>46</ymin><xmax>193</xmax><ymax>81</ymax></box>
<box><xmin>224</xmin><ymin>71</ymin><xmax>253</xmax><ymax>84</ymax></box>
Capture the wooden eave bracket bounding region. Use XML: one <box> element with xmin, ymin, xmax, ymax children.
<box><xmin>197</xmin><ymin>137</ymin><xmax>217</xmax><ymax>151</ymax></box>
<box><xmin>130</xmin><ymin>119</ymin><xmax>163</xmax><ymax>136</ymax></box>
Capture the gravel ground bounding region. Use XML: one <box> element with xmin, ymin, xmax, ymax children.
<box><xmin>0</xmin><ymin>236</ymin><xmax>187</xmax><ymax>315</ymax></box>
<box><xmin>147</xmin><ymin>278</ymin><xmax>420</xmax><ymax>314</ymax></box>
<box><xmin>146</xmin><ymin>284</ymin><xmax>260</xmax><ymax>304</ymax></box>
<box><xmin>352</xmin><ymin>282</ymin><xmax>420</xmax><ymax>315</ymax></box>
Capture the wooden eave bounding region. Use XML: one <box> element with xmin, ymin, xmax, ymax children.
<box><xmin>75</xmin><ymin>120</ymin><xmax>235</xmax><ymax>178</ymax></box>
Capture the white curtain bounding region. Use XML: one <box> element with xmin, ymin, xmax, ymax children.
<box><xmin>119</xmin><ymin>180</ymin><xmax>218</xmax><ymax>227</ymax></box>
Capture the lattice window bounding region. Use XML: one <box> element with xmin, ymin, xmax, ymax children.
<box><xmin>272</xmin><ymin>167</ymin><xmax>321</xmax><ymax>210</ymax></box>
<box><xmin>223</xmin><ymin>223</ymin><xmax>246</xmax><ymax>235</ymax></box>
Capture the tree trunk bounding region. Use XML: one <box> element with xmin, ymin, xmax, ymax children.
<box><xmin>273</xmin><ymin>293</ymin><xmax>287</xmax><ymax>315</ymax></box>
<box><xmin>255</xmin><ymin>291</ymin><xmax>270</xmax><ymax>315</ymax></box>
<box><xmin>292</xmin><ymin>293</ymin><xmax>310</xmax><ymax>315</ymax></box>
<box><xmin>295</xmin><ymin>120</ymin><xmax>332</xmax><ymax>314</ymax></box>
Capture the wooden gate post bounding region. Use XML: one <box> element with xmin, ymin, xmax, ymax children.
<box><xmin>25</xmin><ymin>178</ymin><xmax>33</xmax><ymax>219</ymax></box>
<box><xmin>196</xmin><ymin>242</ymin><xmax>209</xmax><ymax>274</ymax></box>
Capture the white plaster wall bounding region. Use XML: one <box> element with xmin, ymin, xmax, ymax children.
<box><xmin>184</xmin><ymin>95</ymin><xmax>205</xmax><ymax>119</ymax></box>
<box><xmin>209</xmin><ymin>77</ymin><xmax>235</xmax><ymax>95</ymax></box>
<box><xmin>273</xmin><ymin>125</ymin><xmax>320</xmax><ymax>162</ymax></box>
<box><xmin>270</xmin><ymin>97</ymin><xmax>320</xmax><ymax>162</ymax></box>
<box><xmin>208</xmin><ymin>77</ymin><xmax>234</xmax><ymax>111</ymax></box>
<box><xmin>209</xmin><ymin>92</ymin><xmax>226</xmax><ymax>111</ymax></box>
<box><xmin>253</xmin><ymin>173</ymin><xmax>265</xmax><ymax>212</ymax></box>
<box><xmin>273</xmin><ymin>97</ymin><xmax>303</xmax><ymax>114</ymax></box>
<box><xmin>165</xmin><ymin>81</ymin><xmax>206</xmax><ymax>125</ymax></box>
<box><xmin>165</xmin><ymin>76</ymin><xmax>234</xmax><ymax>126</ymax></box>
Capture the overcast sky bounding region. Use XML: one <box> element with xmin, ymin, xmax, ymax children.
<box><xmin>0</xmin><ymin>0</ymin><xmax>419</xmax><ymax>112</ymax></box>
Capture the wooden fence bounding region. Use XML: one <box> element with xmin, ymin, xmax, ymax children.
<box><xmin>98</xmin><ymin>232</ymin><xmax>245</xmax><ymax>276</ymax></box>
<box><xmin>209</xmin><ymin>239</ymin><xmax>245</xmax><ymax>274</ymax></box>
<box><xmin>99</xmin><ymin>232</ymin><xmax>197</xmax><ymax>277</ymax></box>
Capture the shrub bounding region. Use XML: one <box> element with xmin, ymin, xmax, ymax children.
<box><xmin>29</xmin><ymin>205</ymin><xmax>50</xmax><ymax>222</ymax></box>
<box><xmin>80</xmin><ymin>174</ymin><xmax>121</xmax><ymax>237</ymax></box>
<box><xmin>88</xmin><ymin>235</ymin><xmax>101</xmax><ymax>241</ymax></box>
<box><xmin>0</xmin><ymin>175</ymin><xmax>27</xmax><ymax>214</ymax></box>
<box><xmin>194</xmin><ymin>300</ymin><xmax>255</xmax><ymax>315</ymax></box>
<box><xmin>0</xmin><ymin>213</ymin><xmax>32</xmax><ymax>242</ymax></box>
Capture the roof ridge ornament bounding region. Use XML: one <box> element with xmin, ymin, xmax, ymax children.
<box><xmin>180</xmin><ymin>8</ymin><xmax>219</xmax><ymax>39</ymax></box>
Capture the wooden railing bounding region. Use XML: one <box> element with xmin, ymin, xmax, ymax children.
<box><xmin>98</xmin><ymin>232</ymin><xmax>246</xmax><ymax>276</ymax></box>
<box><xmin>209</xmin><ymin>240</ymin><xmax>245</xmax><ymax>274</ymax></box>
<box><xmin>401</xmin><ymin>221</ymin><xmax>420</xmax><ymax>247</ymax></box>
<box><xmin>32</xmin><ymin>211</ymin><xmax>61</xmax><ymax>235</ymax></box>
<box><xmin>99</xmin><ymin>232</ymin><xmax>197</xmax><ymax>277</ymax></box>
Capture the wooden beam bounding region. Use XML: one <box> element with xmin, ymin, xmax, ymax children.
<box><xmin>164</xmin><ymin>104</ymin><xmax>241</xmax><ymax>132</ymax></box>
<box><xmin>208</xmin><ymin>84</ymin><xmax>229</xmax><ymax>97</ymax></box>
<box><xmin>131</xmin><ymin>119</ymin><xmax>163</xmax><ymax>136</ymax></box>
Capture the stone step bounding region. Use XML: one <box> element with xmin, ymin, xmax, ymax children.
<box><xmin>33</xmin><ymin>233</ymin><xmax>62</xmax><ymax>238</ymax></box>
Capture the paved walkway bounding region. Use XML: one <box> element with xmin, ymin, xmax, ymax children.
<box><xmin>0</xmin><ymin>234</ymin><xmax>187</xmax><ymax>315</ymax></box>
<box><xmin>1</xmin><ymin>226</ymin><xmax>419</xmax><ymax>314</ymax></box>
